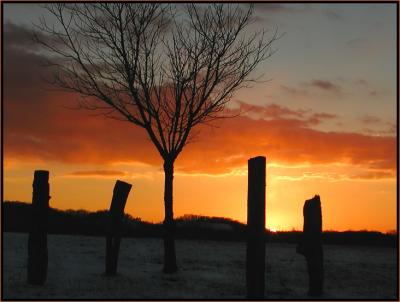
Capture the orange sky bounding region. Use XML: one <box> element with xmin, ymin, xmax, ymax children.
<box><xmin>3</xmin><ymin>91</ymin><xmax>397</xmax><ymax>232</ymax></box>
<box><xmin>3</xmin><ymin>4</ymin><xmax>398</xmax><ymax>233</ymax></box>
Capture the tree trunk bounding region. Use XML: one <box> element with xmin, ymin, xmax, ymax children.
<box><xmin>163</xmin><ymin>159</ymin><xmax>178</xmax><ymax>273</ymax></box>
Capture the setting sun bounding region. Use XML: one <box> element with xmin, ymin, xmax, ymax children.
<box><xmin>269</xmin><ymin>227</ymin><xmax>278</xmax><ymax>233</ymax></box>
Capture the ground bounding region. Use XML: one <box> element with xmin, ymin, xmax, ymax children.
<box><xmin>3</xmin><ymin>232</ymin><xmax>397</xmax><ymax>299</ymax></box>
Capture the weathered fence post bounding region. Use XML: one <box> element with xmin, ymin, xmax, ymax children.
<box><xmin>105</xmin><ymin>180</ymin><xmax>132</xmax><ymax>276</ymax></box>
<box><xmin>246</xmin><ymin>156</ymin><xmax>266</xmax><ymax>299</ymax></box>
<box><xmin>296</xmin><ymin>195</ymin><xmax>323</xmax><ymax>296</ymax></box>
<box><xmin>27</xmin><ymin>170</ymin><xmax>50</xmax><ymax>285</ymax></box>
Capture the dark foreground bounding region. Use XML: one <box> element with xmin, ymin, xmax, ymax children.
<box><xmin>3</xmin><ymin>232</ymin><xmax>397</xmax><ymax>299</ymax></box>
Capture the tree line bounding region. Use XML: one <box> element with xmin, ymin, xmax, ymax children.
<box><xmin>3</xmin><ymin>201</ymin><xmax>396</xmax><ymax>247</ymax></box>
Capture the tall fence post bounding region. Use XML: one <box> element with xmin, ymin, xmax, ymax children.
<box><xmin>296</xmin><ymin>195</ymin><xmax>323</xmax><ymax>296</ymax></box>
<box><xmin>27</xmin><ymin>170</ymin><xmax>50</xmax><ymax>285</ymax></box>
<box><xmin>105</xmin><ymin>180</ymin><xmax>132</xmax><ymax>276</ymax></box>
<box><xmin>246</xmin><ymin>156</ymin><xmax>266</xmax><ymax>299</ymax></box>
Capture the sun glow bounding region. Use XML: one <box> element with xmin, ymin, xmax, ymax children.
<box><xmin>269</xmin><ymin>227</ymin><xmax>278</xmax><ymax>233</ymax></box>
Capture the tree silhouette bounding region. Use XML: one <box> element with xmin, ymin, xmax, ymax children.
<box><xmin>35</xmin><ymin>3</ymin><xmax>278</xmax><ymax>273</ymax></box>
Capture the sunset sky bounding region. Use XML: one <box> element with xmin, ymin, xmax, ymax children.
<box><xmin>3</xmin><ymin>3</ymin><xmax>397</xmax><ymax>232</ymax></box>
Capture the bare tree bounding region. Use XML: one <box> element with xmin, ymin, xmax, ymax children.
<box><xmin>35</xmin><ymin>3</ymin><xmax>278</xmax><ymax>273</ymax></box>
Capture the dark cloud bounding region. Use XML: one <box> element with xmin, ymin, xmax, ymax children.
<box><xmin>355</xmin><ymin>79</ymin><xmax>369</xmax><ymax>86</ymax></box>
<box><xmin>4</xmin><ymin>88</ymin><xmax>396</xmax><ymax>175</ymax></box>
<box><xmin>359</xmin><ymin>115</ymin><xmax>396</xmax><ymax>136</ymax></box>
<box><xmin>307</xmin><ymin>113</ymin><xmax>337</xmax><ymax>126</ymax></box>
<box><xmin>310</xmin><ymin>79</ymin><xmax>342</xmax><ymax>93</ymax></box>
<box><xmin>234</xmin><ymin>101</ymin><xmax>338</xmax><ymax>127</ymax></box>
<box><xmin>234</xmin><ymin>101</ymin><xmax>307</xmax><ymax>119</ymax></box>
<box><xmin>253</xmin><ymin>3</ymin><xmax>310</xmax><ymax>14</ymax></box>
<box><xmin>227</xmin><ymin>101</ymin><xmax>338</xmax><ymax>129</ymax></box>
<box><xmin>354</xmin><ymin>79</ymin><xmax>380</xmax><ymax>96</ymax></box>
<box><xmin>360</xmin><ymin>115</ymin><xmax>382</xmax><ymax>124</ymax></box>
<box><xmin>251</xmin><ymin>3</ymin><xmax>310</xmax><ymax>24</ymax></box>
<box><xmin>3</xmin><ymin>22</ymin><xmax>37</xmax><ymax>50</ymax></box>
<box><xmin>282</xmin><ymin>80</ymin><xmax>343</xmax><ymax>96</ymax></box>
<box><xmin>311</xmin><ymin>113</ymin><xmax>337</xmax><ymax>120</ymax></box>
<box><xmin>3</xmin><ymin>23</ymin><xmax>59</xmax><ymax>102</ymax></box>
<box><xmin>4</xmin><ymin>46</ymin><xmax>53</xmax><ymax>102</ymax></box>
<box><xmin>3</xmin><ymin>23</ymin><xmax>159</xmax><ymax>166</ymax></box>
<box><xmin>280</xmin><ymin>85</ymin><xmax>309</xmax><ymax>97</ymax></box>
<box><xmin>3</xmin><ymin>22</ymin><xmax>58</xmax><ymax>52</ymax></box>
<box><xmin>3</xmin><ymin>24</ymin><xmax>396</xmax><ymax>176</ymax></box>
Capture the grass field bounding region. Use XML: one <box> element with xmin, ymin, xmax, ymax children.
<box><xmin>3</xmin><ymin>232</ymin><xmax>397</xmax><ymax>299</ymax></box>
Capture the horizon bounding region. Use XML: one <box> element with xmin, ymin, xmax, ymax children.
<box><xmin>3</xmin><ymin>3</ymin><xmax>397</xmax><ymax>234</ymax></box>
<box><xmin>3</xmin><ymin>200</ymin><xmax>397</xmax><ymax>234</ymax></box>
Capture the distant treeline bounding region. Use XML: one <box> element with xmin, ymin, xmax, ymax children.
<box><xmin>3</xmin><ymin>201</ymin><xmax>397</xmax><ymax>247</ymax></box>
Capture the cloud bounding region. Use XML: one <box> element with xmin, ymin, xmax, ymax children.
<box><xmin>234</xmin><ymin>101</ymin><xmax>307</xmax><ymax>119</ymax></box>
<box><xmin>253</xmin><ymin>3</ymin><xmax>310</xmax><ymax>14</ymax></box>
<box><xmin>360</xmin><ymin>115</ymin><xmax>382</xmax><ymax>124</ymax></box>
<box><xmin>3</xmin><ymin>23</ymin><xmax>60</xmax><ymax>103</ymax></box>
<box><xmin>251</xmin><ymin>3</ymin><xmax>310</xmax><ymax>24</ymax></box>
<box><xmin>275</xmin><ymin>169</ymin><xmax>395</xmax><ymax>182</ymax></box>
<box><xmin>230</xmin><ymin>101</ymin><xmax>336</xmax><ymax>127</ymax></box>
<box><xmin>358</xmin><ymin>115</ymin><xmax>396</xmax><ymax>136</ymax></box>
<box><xmin>3</xmin><ymin>22</ymin><xmax>37</xmax><ymax>50</ymax></box>
<box><xmin>68</xmin><ymin>170</ymin><xmax>126</xmax><ymax>177</ymax></box>
<box><xmin>4</xmin><ymin>92</ymin><xmax>160</xmax><ymax>166</ymax></box>
<box><xmin>281</xmin><ymin>79</ymin><xmax>343</xmax><ymax>96</ymax></box>
<box><xmin>350</xmin><ymin>170</ymin><xmax>396</xmax><ymax>180</ymax></box>
<box><xmin>176</xmin><ymin>115</ymin><xmax>396</xmax><ymax>174</ymax></box>
<box><xmin>3</xmin><ymin>23</ymin><xmax>396</xmax><ymax>178</ymax></box>
<box><xmin>306</xmin><ymin>112</ymin><xmax>337</xmax><ymax>126</ymax></box>
<box><xmin>354</xmin><ymin>79</ymin><xmax>380</xmax><ymax>97</ymax></box>
<box><xmin>310</xmin><ymin>79</ymin><xmax>341</xmax><ymax>93</ymax></box>
<box><xmin>5</xmin><ymin>80</ymin><xmax>395</xmax><ymax>175</ymax></box>
<box><xmin>355</xmin><ymin>79</ymin><xmax>369</xmax><ymax>86</ymax></box>
<box><xmin>3</xmin><ymin>22</ymin><xmax>160</xmax><ymax>166</ymax></box>
<box><xmin>280</xmin><ymin>84</ymin><xmax>309</xmax><ymax>97</ymax></box>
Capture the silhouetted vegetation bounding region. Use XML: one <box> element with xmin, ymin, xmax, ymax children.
<box><xmin>35</xmin><ymin>3</ymin><xmax>279</xmax><ymax>274</ymax></box>
<box><xmin>3</xmin><ymin>201</ymin><xmax>397</xmax><ymax>247</ymax></box>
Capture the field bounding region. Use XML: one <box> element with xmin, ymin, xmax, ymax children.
<box><xmin>3</xmin><ymin>232</ymin><xmax>397</xmax><ymax>299</ymax></box>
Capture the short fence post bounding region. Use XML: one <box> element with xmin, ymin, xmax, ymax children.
<box><xmin>27</xmin><ymin>170</ymin><xmax>50</xmax><ymax>285</ymax></box>
<box><xmin>105</xmin><ymin>180</ymin><xmax>132</xmax><ymax>276</ymax></box>
<box><xmin>296</xmin><ymin>195</ymin><xmax>324</xmax><ymax>296</ymax></box>
<box><xmin>246</xmin><ymin>156</ymin><xmax>266</xmax><ymax>299</ymax></box>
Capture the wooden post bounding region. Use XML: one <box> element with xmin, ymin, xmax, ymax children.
<box><xmin>27</xmin><ymin>170</ymin><xmax>50</xmax><ymax>285</ymax></box>
<box><xmin>296</xmin><ymin>195</ymin><xmax>324</xmax><ymax>296</ymax></box>
<box><xmin>246</xmin><ymin>156</ymin><xmax>266</xmax><ymax>299</ymax></box>
<box><xmin>105</xmin><ymin>180</ymin><xmax>132</xmax><ymax>276</ymax></box>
